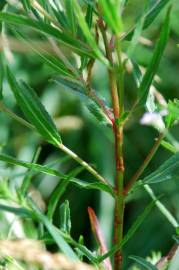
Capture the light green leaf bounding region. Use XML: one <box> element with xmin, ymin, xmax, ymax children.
<box><xmin>7</xmin><ymin>67</ymin><xmax>62</xmax><ymax>146</ymax></box>
<box><xmin>129</xmin><ymin>255</ymin><xmax>158</xmax><ymax>270</ymax></box>
<box><xmin>0</xmin><ymin>12</ymin><xmax>93</xmax><ymax>57</ymax></box>
<box><xmin>0</xmin><ymin>153</ymin><xmax>64</xmax><ymax>178</ymax></box>
<box><xmin>161</xmin><ymin>140</ymin><xmax>178</xmax><ymax>154</ymax></box>
<box><xmin>137</xmin><ymin>7</ymin><xmax>171</xmax><ymax>106</ymax></box>
<box><xmin>64</xmin><ymin>0</ymin><xmax>77</xmax><ymax>35</ymax></box>
<box><xmin>144</xmin><ymin>152</ymin><xmax>179</xmax><ymax>184</ymax></box>
<box><xmin>72</xmin><ymin>1</ymin><xmax>108</xmax><ymax>65</ymax></box>
<box><xmin>166</xmin><ymin>99</ymin><xmax>179</xmax><ymax>127</ymax></box>
<box><xmin>98</xmin><ymin>0</ymin><xmax>123</xmax><ymax>34</ymax></box>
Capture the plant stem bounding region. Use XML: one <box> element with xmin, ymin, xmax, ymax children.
<box><xmin>124</xmin><ymin>132</ymin><xmax>165</xmax><ymax>194</ymax></box>
<box><xmin>99</xmin><ymin>17</ymin><xmax>125</xmax><ymax>269</ymax></box>
<box><xmin>113</xmin><ymin>36</ymin><xmax>125</xmax><ymax>270</ymax></box>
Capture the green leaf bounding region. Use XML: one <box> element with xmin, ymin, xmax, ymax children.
<box><xmin>21</xmin><ymin>0</ymin><xmax>31</xmax><ymax>12</ymax></box>
<box><xmin>0</xmin><ymin>153</ymin><xmax>64</xmax><ymax>178</ymax></box>
<box><xmin>137</xmin><ymin>7</ymin><xmax>171</xmax><ymax>106</ymax></box>
<box><xmin>0</xmin><ymin>204</ymin><xmax>32</xmax><ymax>218</ymax></box>
<box><xmin>98</xmin><ymin>199</ymin><xmax>156</xmax><ymax>262</ymax></box>
<box><xmin>70</xmin><ymin>178</ymin><xmax>114</xmax><ymax>196</ymax></box>
<box><xmin>0</xmin><ymin>153</ymin><xmax>113</xmax><ymax>195</ymax></box>
<box><xmin>21</xmin><ymin>147</ymin><xmax>41</xmax><ymax>194</ymax></box>
<box><xmin>0</xmin><ymin>0</ymin><xmax>6</xmax><ymax>11</ymax></box>
<box><xmin>143</xmin><ymin>0</ymin><xmax>171</xmax><ymax>30</ymax></box>
<box><xmin>60</xmin><ymin>200</ymin><xmax>71</xmax><ymax>234</ymax></box>
<box><xmin>0</xmin><ymin>12</ymin><xmax>93</xmax><ymax>58</ymax></box>
<box><xmin>144</xmin><ymin>152</ymin><xmax>179</xmax><ymax>184</ymax></box>
<box><xmin>47</xmin><ymin>179</ymin><xmax>69</xmax><ymax>221</ymax></box>
<box><xmin>7</xmin><ymin>67</ymin><xmax>62</xmax><ymax>146</ymax></box>
<box><xmin>64</xmin><ymin>0</ymin><xmax>77</xmax><ymax>36</ymax></box>
<box><xmin>161</xmin><ymin>140</ymin><xmax>178</xmax><ymax>154</ymax></box>
<box><xmin>129</xmin><ymin>255</ymin><xmax>158</xmax><ymax>270</ymax></box>
<box><xmin>47</xmin><ymin>166</ymin><xmax>84</xmax><ymax>220</ymax></box>
<box><xmin>98</xmin><ymin>0</ymin><xmax>123</xmax><ymax>34</ymax></box>
<box><xmin>29</xmin><ymin>200</ymin><xmax>78</xmax><ymax>260</ymax></box>
<box><xmin>125</xmin><ymin>0</ymin><xmax>171</xmax><ymax>40</ymax></box>
<box><xmin>72</xmin><ymin>1</ymin><xmax>108</xmax><ymax>65</ymax></box>
<box><xmin>166</xmin><ymin>99</ymin><xmax>179</xmax><ymax>127</ymax></box>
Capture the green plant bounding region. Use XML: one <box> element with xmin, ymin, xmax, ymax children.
<box><xmin>0</xmin><ymin>0</ymin><xmax>179</xmax><ymax>269</ymax></box>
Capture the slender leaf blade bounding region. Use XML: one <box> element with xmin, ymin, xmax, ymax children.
<box><xmin>144</xmin><ymin>152</ymin><xmax>179</xmax><ymax>184</ymax></box>
<box><xmin>30</xmin><ymin>201</ymin><xmax>78</xmax><ymax>260</ymax></box>
<box><xmin>137</xmin><ymin>7</ymin><xmax>171</xmax><ymax>106</ymax></box>
<box><xmin>129</xmin><ymin>255</ymin><xmax>158</xmax><ymax>270</ymax></box>
<box><xmin>0</xmin><ymin>12</ymin><xmax>93</xmax><ymax>57</ymax></box>
<box><xmin>7</xmin><ymin>67</ymin><xmax>62</xmax><ymax>146</ymax></box>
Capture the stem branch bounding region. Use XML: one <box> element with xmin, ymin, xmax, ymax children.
<box><xmin>124</xmin><ymin>132</ymin><xmax>165</xmax><ymax>194</ymax></box>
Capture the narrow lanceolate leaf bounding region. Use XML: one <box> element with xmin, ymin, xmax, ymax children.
<box><xmin>7</xmin><ymin>67</ymin><xmax>62</xmax><ymax>146</ymax></box>
<box><xmin>98</xmin><ymin>0</ymin><xmax>123</xmax><ymax>34</ymax></box>
<box><xmin>64</xmin><ymin>0</ymin><xmax>77</xmax><ymax>35</ymax></box>
<box><xmin>0</xmin><ymin>153</ymin><xmax>113</xmax><ymax>195</ymax></box>
<box><xmin>0</xmin><ymin>153</ymin><xmax>64</xmax><ymax>178</ymax></box>
<box><xmin>70</xmin><ymin>178</ymin><xmax>114</xmax><ymax>196</ymax></box>
<box><xmin>0</xmin><ymin>12</ymin><xmax>93</xmax><ymax>58</ymax></box>
<box><xmin>129</xmin><ymin>255</ymin><xmax>158</xmax><ymax>270</ymax></box>
<box><xmin>72</xmin><ymin>1</ymin><xmax>108</xmax><ymax>65</ymax></box>
<box><xmin>0</xmin><ymin>204</ymin><xmax>32</xmax><ymax>218</ymax></box>
<box><xmin>137</xmin><ymin>7</ymin><xmax>171</xmax><ymax>106</ymax></box>
<box><xmin>125</xmin><ymin>0</ymin><xmax>171</xmax><ymax>40</ymax></box>
<box><xmin>144</xmin><ymin>152</ymin><xmax>179</xmax><ymax>184</ymax></box>
<box><xmin>98</xmin><ymin>199</ymin><xmax>156</xmax><ymax>262</ymax></box>
<box><xmin>60</xmin><ymin>200</ymin><xmax>71</xmax><ymax>234</ymax></box>
<box><xmin>29</xmin><ymin>201</ymin><xmax>78</xmax><ymax>260</ymax></box>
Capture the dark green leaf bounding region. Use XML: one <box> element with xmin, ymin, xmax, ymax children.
<box><xmin>60</xmin><ymin>200</ymin><xmax>71</xmax><ymax>234</ymax></box>
<box><xmin>137</xmin><ymin>8</ymin><xmax>171</xmax><ymax>106</ymax></box>
<box><xmin>21</xmin><ymin>147</ymin><xmax>41</xmax><ymax>194</ymax></box>
<box><xmin>144</xmin><ymin>152</ymin><xmax>179</xmax><ymax>184</ymax></box>
<box><xmin>29</xmin><ymin>201</ymin><xmax>78</xmax><ymax>260</ymax></box>
<box><xmin>0</xmin><ymin>204</ymin><xmax>32</xmax><ymax>218</ymax></box>
<box><xmin>7</xmin><ymin>67</ymin><xmax>62</xmax><ymax>146</ymax></box>
<box><xmin>125</xmin><ymin>0</ymin><xmax>171</xmax><ymax>40</ymax></box>
<box><xmin>129</xmin><ymin>255</ymin><xmax>158</xmax><ymax>270</ymax></box>
<box><xmin>70</xmin><ymin>178</ymin><xmax>114</xmax><ymax>196</ymax></box>
<box><xmin>98</xmin><ymin>199</ymin><xmax>156</xmax><ymax>261</ymax></box>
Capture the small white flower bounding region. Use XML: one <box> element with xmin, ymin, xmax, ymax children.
<box><xmin>140</xmin><ymin>112</ymin><xmax>165</xmax><ymax>132</ymax></box>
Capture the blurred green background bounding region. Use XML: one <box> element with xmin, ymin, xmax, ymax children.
<box><xmin>0</xmin><ymin>0</ymin><xmax>179</xmax><ymax>268</ymax></box>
